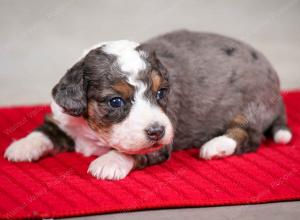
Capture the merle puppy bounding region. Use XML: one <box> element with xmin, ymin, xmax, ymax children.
<box><xmin>5</xmin><ymin>30</ymin><xmax>292</xmax><ymax>180</ymax></box>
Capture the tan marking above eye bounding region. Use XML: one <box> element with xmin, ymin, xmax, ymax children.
<box><xmin>112</xmin><ymin>81</ymin><xmax>134</xmax><ymax>99</ymax></box>
<box><xmin>151</xmin><ymin>71</ymin><xmax>162</xmax><ymax>92</ymax></box>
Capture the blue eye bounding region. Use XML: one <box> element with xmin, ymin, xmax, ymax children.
<box><xmin>109</xmin><ymin>97</ymin><xmax>125</xmax><ymax>108</ymax></box>
<box><xmin>156</xmin><ymin>89</ymin><xmax>167</xmax><ymax>100</ymax></box>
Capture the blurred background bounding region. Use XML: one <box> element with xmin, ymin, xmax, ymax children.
<box><xmin>0</xmin><ymin>0</ymin><xmax>299</xmax><ymax>105</ymax></box>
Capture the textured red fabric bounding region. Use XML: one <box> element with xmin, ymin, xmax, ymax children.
<box><xmin>0</xmin><ymin>91</ymin><xmax>300</xmax><ymax>219</ymax></box>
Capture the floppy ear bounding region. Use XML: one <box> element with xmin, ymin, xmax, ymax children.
<box><xmin>137</xmin><ymin>44</ymin><xmax>168</xmax><ymax>77</ymax></box>
<box><xmin>146</xmin><ymin>50</ymin><xmax>167</xmax><ymax>78</ymax></box>
<box><xmin>52</xmin><ymin>60</ymin><xmax>87</xmax><ymax>116</ymax></box>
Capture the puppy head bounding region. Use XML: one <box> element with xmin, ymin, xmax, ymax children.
<box><xmin>52</xmin><ymin>40</ymin><xmax>174</xmax><ymax>154</ymax></box>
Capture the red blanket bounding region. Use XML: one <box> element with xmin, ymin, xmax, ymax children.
<box><xmin>0</xmin><ymin>91</ymin><xmax>300</xmax><ymax>219</ymax></box>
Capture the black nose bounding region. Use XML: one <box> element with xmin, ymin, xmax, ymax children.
<box><xmin>145</xmin><ymin>124</ymin><xmax>165</xmax><ymax>141</ymax></box>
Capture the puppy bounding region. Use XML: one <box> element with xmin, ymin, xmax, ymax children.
<box><xmin>4</xmin><ymin>30</ymin><xmax>292</xmax><ymax>180</ymax></box>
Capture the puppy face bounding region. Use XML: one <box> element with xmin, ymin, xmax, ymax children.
<box><xmin>52</xmin><ymin>40</ymin><xmax>174</xmax><ymax>154</ymax></box>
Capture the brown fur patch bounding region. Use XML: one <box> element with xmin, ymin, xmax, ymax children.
<box><xmin>228</xmin><ymin>114</ymin><xmax>249</xmax><ymax>130</ymax></box>
<box><xmin>226</xmin><ymin>114</ymin><xmax>249</xmax><ymax>146</ymax></box>
<box><xmin>151</xmin><ymin>71</ymin><xmax>162</xmax><ymax>92</ymax></box>
<box><xmin>112</xmin><ymin>81</ymin><xmax>134</xmax><ymax>99</ymax></box>
<box><xmin>86</xmin><ymin>101</ymin><xmax>110</xmax><ymax>132</ymax></box>
<box><xmin>44</xmin><ymin>114</ymin><xmax>59</xmax><ymax>124</ymax></box>
<box><xmin>87</xmin><ymin>101</ymin><xmax>99</xmax><ymax>130</ymax></box>
<box><xmin>87</xmin><ymin>101</ymin><xmax>97</xmax><ymax>118</ymax></box>
<box><xmin>226</xmin><ymin>127</ymin><xmax>248</xmax><ymax>145</ymax></box>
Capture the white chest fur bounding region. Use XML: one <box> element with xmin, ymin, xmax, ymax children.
<box><xmin>50</xmin><ymin>100</ymin><xmax>110</xmax><ymax>157</ymax></box>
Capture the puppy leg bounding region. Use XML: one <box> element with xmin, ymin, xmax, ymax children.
<box><xmin>4</xmin><ymin>115</ymin><xmax>74</xmax><ymax>162</ymax></box>
<box><xmin>88</xmin><ymin>150</ymin><xmax>135</xmax><ymax>180</ymax></box>
<box><xmin>273</xmin><ymin>129</ymin><xmax>292</xmax><ymax>144</ymax></box>
<box><xmin>200</xmin><ymin>114</ymin><xmax>253</xmax><ymax>159</ymax></box>
<box><xmin>4</xmin><ymin>131</ymin><xmax>53</xmax><ymax>162</ymax></box>
<box><xmin>265</xmin><ymin>104</ymin><xmax>292</xmax><ymax>144</ymax></box>
<box><xmin>134</xmin><ymin>145</ymin><xmax>172</xmax><ymax>169</ymax></box>
<box><xmin>88</xmin><ymin>146</ymin><xmax>172</xmax><ymax>180</ymax></box>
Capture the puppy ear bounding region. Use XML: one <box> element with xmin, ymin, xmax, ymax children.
<box><xmin>52</xmin><ymin>60</ymin><xmax>87</xmax><ymax>116</ymax></box>
<box><xmin>137</xmin><ymin>44</ymin><xmax>168</xmax><ymax>75</ymax></box>
<box><xmin>148</xmin><ymin>50</ymin><xmax>168</xmax><ymax>77</ymax></box>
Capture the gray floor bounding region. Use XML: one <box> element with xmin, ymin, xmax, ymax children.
<box><xmin>63</xmin><ymin>202</ymin><xmax>300</xmax><ymax>220</ymax></box>
<box><xmin>0</xmin><ymin>0</ymin><xmax>299</xmax><ymax>219</ymax></box>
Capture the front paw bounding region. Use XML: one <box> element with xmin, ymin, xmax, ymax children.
<box><xmin>88</xmin><ymin>150</ymin><xmax>134</xmax><ymax>180</ymax></box>
<box><xmin>4</xmin><ymin>132</ymin><xmax>53</xmax><ymax>162</ymax></box>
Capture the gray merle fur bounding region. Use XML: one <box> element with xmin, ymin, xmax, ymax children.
<box><xmin>140</xmin><ymin>30</ymin><xmax>288</xmax><ymax>155</ymax></box>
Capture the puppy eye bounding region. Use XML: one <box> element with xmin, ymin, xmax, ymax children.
<box><xmin>156</xmin><ymin>88</ymin><xmax>167</xmax><ymax>100</ymax></box>
<box><xmin>109</xmin><ymin>97</ymin><xmax>125</xmax><ymax>108</ymax></box>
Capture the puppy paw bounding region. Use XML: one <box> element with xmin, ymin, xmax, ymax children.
<box><xmin>4</xmin><ymin>132</ymin><xmax>53</xmax><ymax>162</ymax></box>
<box><xmin>199</xmin><ymin>135</ymin><xmax>237</xmax><ymax>160</ymax></box>
<box><xmin>88</xmin><ymin>150</ymin><xmax>135</xmax><ymax>180</ymax></box>
<box><xmin>274</xmin><ymin>129</ymin><xmax>292</xmax><ymax>144</ymax></box>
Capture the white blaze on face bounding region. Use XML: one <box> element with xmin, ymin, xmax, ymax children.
<box><xmin>81</xmin><ymin>40</ymin><xmax>146</xmax><ymax>76</ymax></box>
<box><xmin>91</xmin><ymin>40</ymin><xmax>174</xmax><ymax>152</ymax></box>
<box><xmin>102</xmin><ymin>40</ymin><xmax>146</xmax><ymax>75</ymax></box>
